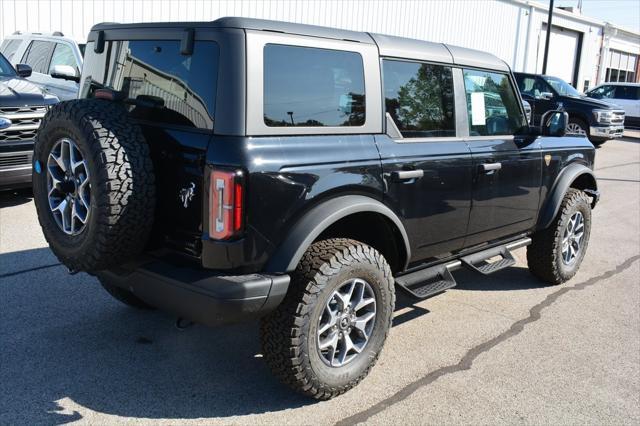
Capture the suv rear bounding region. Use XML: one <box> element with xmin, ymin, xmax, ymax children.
<box><xmin>515</xmin><ymin>72</ymin><xmax>625</xmax><ymax>144</ymax></box>
<box><xmin>32</xmin><ymin>18</ymin><xmax>599</xmax><ymax>399</ymax></box>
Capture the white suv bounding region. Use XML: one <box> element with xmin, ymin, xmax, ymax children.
<box><xmin>586</xmin><ymin>83</ymin><xmax>640</xmax><ymax>129</ymax></box>
<box><xmin>0</xmin><ymin>31</ymin><xmax>84</xmax><ymax>101</ymax></box>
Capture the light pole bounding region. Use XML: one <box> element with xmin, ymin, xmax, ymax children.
<box><xmin>542</xmin><ymin>0</ymin><xmax>555</xmax><ymax>74</ymax></box>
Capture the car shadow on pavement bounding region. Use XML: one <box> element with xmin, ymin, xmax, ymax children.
<box><xmin>453</xmin><ymin>265</ymin><xmax>545</xmax><ymax>291</ymax></box>
<box><xmin>0</xmin><ymin>188</ymin><xmax>33</xmax><ymax>208</ymax></box>
<box><xmin>1</xmin><ymin>247</ymin><xmax>546</xmax><ymax>424</ymax></box>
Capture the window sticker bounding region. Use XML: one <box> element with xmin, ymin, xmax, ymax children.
<box><xmin>471</xmin><ymin>92</ymin><xmax>486</xmax><ymax>126</ymax></box>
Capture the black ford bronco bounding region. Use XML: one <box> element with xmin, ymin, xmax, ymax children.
<box><xmin>32</xmin><ymin>18</ymin><xmax>599</xmax><ymax>399</ymax></box>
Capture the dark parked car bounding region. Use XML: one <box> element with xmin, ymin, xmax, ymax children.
<box><xmin>515</xmin><ymin>72</ymin><xmax>625</xmax><ymax>145</ymax></box>
<box><xmin>0</xmin><ymin>52</ymin><xmax>58</xmax><ymax>190</ymax></box>
<box><xmin>32</xmin><ymin>18</ymin><xmax>599</xmax><ymax>399</ymax></box>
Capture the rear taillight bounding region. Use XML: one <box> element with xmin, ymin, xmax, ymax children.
<box><xmin>209</xmin><ymin>169</ymin><xmax>244</xmax><ymax>240</ymax></box>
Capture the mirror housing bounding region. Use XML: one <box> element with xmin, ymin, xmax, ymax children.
<box><xmin>541</xmin><ymin>110</ymin><xmax>568</xmax><ymax>137</ymax></box>
<box><xmin>538</xmin><ymin>91</ymin><xmax>554</xmax><ymax>100</ymax></box>
<box><xmin>15</xmin><ymin>63</ymin><xmax>32</xmax><ymax>78</ymax></box>
<box><xmin>51</xmin><ymin>64</ymin><xmax>79</xmax><ymax>82</ymax></box>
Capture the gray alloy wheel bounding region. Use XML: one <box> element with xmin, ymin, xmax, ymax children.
<box><xmin>566</xmin><ymin>122</ymin><xmax>587</xmax><ymax>135</ymax></box>
<box><xmin>317</xmin><ymin>278</ymin><xmax>377</xmax><ymax>367</ymax></box>
<box><xmin>561</xmin><ymin>211</ymin><xmax>585</xmax><ymax>265</ymax></box>
<box><xmin>46</xmin><ymin>137</ymin><xmax>91</xmax><ymax>235</ymax></box>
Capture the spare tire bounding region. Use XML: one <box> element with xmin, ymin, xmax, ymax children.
<box><xmin>32</xmin><ymin>99</ymin><xmax>155</xmax><ymax>273</ymax></box>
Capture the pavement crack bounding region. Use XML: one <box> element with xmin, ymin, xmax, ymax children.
<box><xmin>336</xmin><ymin>255</ymin><xmax>640</xmax><ymax>426</ymax></box>
<box><xmin>595</xmin><ymin>161</ymin><xmax>640</xmax><ymax>171</ymax></box>
<box><xmin>0</xmin><ymin>263</ymin><xmax>60</xmax><ymax>279</ymax></box>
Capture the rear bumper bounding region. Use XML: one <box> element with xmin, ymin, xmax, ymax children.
<box><xmin>98</xmin><ymin>259</ymin><xmax>290</xmax><ymax>327</ymax></box>
<box><xmin>590</xmin><ymin>124</ymin><xmax>624</xmax><ymax>139</ymax></box>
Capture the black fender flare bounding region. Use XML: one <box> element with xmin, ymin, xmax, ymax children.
<box><xmin>264</xmin><ymin>195</ymin><xmax>411</xmax><ymax>273</ymax></box>
<box><xmin>537</xmin><ymin>163</ymin><xmax>598</xmax><ymax>230</ymax></box>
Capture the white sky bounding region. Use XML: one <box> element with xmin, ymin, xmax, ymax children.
<box><xmin>550</xmin><ymin>0</ymin><xmax>640</xmax><ymax>32</ymax></box>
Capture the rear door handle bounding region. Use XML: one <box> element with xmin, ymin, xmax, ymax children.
<box><xmin>391</xmin><ymin>170</ymin><xmax>424</xmax><ymax>181</ymax></box>
<box><xmin>480</xmin><ymin>162</ymin><xmax>502</xmax><ymax>172</ymax></box>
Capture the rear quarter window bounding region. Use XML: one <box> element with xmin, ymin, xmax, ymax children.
<box><xmin>81</xmin><ymin>40</ymin><xmax>219</xmax><ymax>130</ymax></box>
<box><xmin>263</xmin><ymin>44</ymin><xmax>365</xmax><ymax>127</ymax></box>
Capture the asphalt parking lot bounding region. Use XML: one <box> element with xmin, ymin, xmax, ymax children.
<box><xmin>1</xmin><ymin>136</ymin><xmax>639</xmax><ymax>425</ymax></box>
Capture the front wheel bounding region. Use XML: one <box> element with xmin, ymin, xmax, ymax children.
<box><xmin>260</xmin><ymin>238</ymin><xmax>395</xmax><ymax>399</ymax></box>
<box><xmin>566</xmin><ymin>117</ymin><xmax>589</xmax><ymax>137</ymax></box>
<box><xmin>527</xmin><ymin>189</ymin><xmax>592</xmax><ymax>285</ymax></box>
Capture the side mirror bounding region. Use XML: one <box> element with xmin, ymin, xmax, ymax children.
<box><xmin>51</xmin><ymin>64</ymin><xmax>79</xmax><ymax>82</ymax></box>
<box><xmin>541</xmin><ymin>110</ymin><xmax>568</xmax><ymax>137</ymax></box>
<box><xmin>15</xmin><ymin>63</ymin><xmax>32</xmax><ymax>78</ymax></box>
<box><xmin>538</xmin><ymin>91</ymin><xmax>554</xmax><ymax>100</ymax></box>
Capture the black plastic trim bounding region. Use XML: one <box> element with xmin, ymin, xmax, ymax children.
<box><xmin>264</xmin><ymin>195</ymin><xmax>411</xmax><ymax>273</ymax></box>
<box><xmin>98</xmin><ymin>261</ymin><xmax>290</xmax><ymax>327</ymax></box>
<box><xmin>537</xmin><ymin>163</ymin><xmax>597</xmax><ymax>230</ymax></box>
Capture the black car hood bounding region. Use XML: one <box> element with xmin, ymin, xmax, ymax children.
<box><xmin>560</xmin><ymin>94</ymin><xmax>622</xmax><ymax>110</ymax></box>
<box><xmin>0</xmin><ymin>75</ymin><xmax>57</xmax><ymax>107</ymax></box>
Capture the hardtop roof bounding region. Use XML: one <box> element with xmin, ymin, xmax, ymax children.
<box><xmin>89</xmin><ymin>16</ymin><xmax>509</xmax><ymax>72</ymax></box>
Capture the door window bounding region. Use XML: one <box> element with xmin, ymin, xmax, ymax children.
<box><xmin>382</xmin><ymin>59</ymin><xmax>455</xmax><ymax>138</ymax></box>
<box><xmin>263</xmin><ymin>44</ymin><xmax>365</xmax><ymax>127</ymax></box>
<box><xmin>614</xmin><ymin>85</ymin><xmax>640</xmax><ymax>100</ymax></box>
<box><xmin>21</xmin><ymin>40</ymin><xmax>54</xmax><ymax>73</ymax></box>
<box><xmin>463</xmin><ymin>69</ymin><xmax>526</xmax><ymax>136</ymax></box>
<box><xmin>49</xmin><ymin>43</ymin><xmax>78</xmax><ymax>75</ymax></box>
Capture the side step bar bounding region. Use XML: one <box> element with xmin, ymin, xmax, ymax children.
<box><xmin>395</xmin><ymin>238</ymin><xmax>531</xmax><ymax>300</ymax></box>
<box><xmin>395</xmin><ymin>262</ymin><xmax>459</xmax><ymax>299</ymax></box>
<box><xmin>460</xmin><ymin>238</ymin><xmax>531</xmax><ymax>274</ymax></box>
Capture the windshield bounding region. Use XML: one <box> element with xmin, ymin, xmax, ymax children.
<box><xmin>0</xmin><ymin>53</ymin><xmax>16</xmax><ymax>76</ymax></box>
<box><xmin>543</xmin><ymin>76</ymin><xmax>582</xmax><ymax>97</ymax></box>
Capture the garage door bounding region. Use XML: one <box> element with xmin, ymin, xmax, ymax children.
<box><xmin>536</xmin><ymin>24</ymin><xmax>581</xmax><ymax>86</ymax></box>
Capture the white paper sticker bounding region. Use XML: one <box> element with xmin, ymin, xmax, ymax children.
<box><xmin>470</xmin><ymin>92</ymin><xmax>486</xmax><ymax>126</ymax></box>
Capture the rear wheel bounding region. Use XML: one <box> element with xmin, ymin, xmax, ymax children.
<box><xmin>260</xmin><ymin>238</ymin><xmax>395</xmax><ymax>399</ymax></box>
<box><xmin>527</xmin><ymin>189</ymin><xmax>592</xmax><ymax>285</ymax></box>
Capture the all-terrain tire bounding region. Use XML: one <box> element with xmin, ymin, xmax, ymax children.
<box><xmin>527</xmin><ymin>189</ymin><xmax>592</xmax><ymax>285</ymax></box>
<box><xmin>32</xmin><ymin>99</ymin><xmax>155</xmax><ymax>273</ymax></box>
<box><xmin>260</xmin><ymin>238</ymin><xmax>395</xmax><ymax>400</ymax></box>
<box><xmin>99</xmin><ymin>277</ymin><xmax>155</xmax><ymax>310</ymax></box>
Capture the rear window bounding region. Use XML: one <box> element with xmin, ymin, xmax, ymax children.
<box><xmin>263</xmin><ymin>44</ymin><xmax>365</xmax><ymax>127</ymax></box>
<box><xmin>0</xmin><ymin>39</ymin><xmax>22</xmax><ymax>61</ymax></box>
<box><xmin>82</xmin><ymin>40</ymin><xmax>218</xmax><ymax>129</ymax></box>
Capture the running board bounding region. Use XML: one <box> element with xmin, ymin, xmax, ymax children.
<box><xmin>395</xmin><ymin>237</ymin><xmax>531</xmax><ymax>300</ymax></box>
<box><xmin>460</xmin><ymin>238</ymin><xmax>531</xmax><ymax>275</ymax></box>
<box><xmin>395</xmin><ymin>262</ymin><xmax>460</xmax><ymax>299</ymax></box>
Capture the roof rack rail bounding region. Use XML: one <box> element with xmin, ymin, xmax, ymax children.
<box><xmin>52</xmin><ymin>31</ymin><xmax>64</xmax><ymax>36</ymax></box>
<box><xmin>12</xmin><ymin>30</ymin><xmax>21</xmax><ymax>35</ymax></box>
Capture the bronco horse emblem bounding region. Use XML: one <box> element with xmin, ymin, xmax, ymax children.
<box><xmin>179</xmin><ymin>182</ymin><xmax>196</xmax><ymax>208</ymax></box>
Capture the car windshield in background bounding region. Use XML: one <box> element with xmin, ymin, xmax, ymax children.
<box><xmin>0</xmin><ymin>53</ymin><xmax>16</xmax><ymax>76</ymax></box>
<box><xmin>543</xmin><ymin>76</ymin><xmax>582</xmax><ymax>97</ymax></box>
